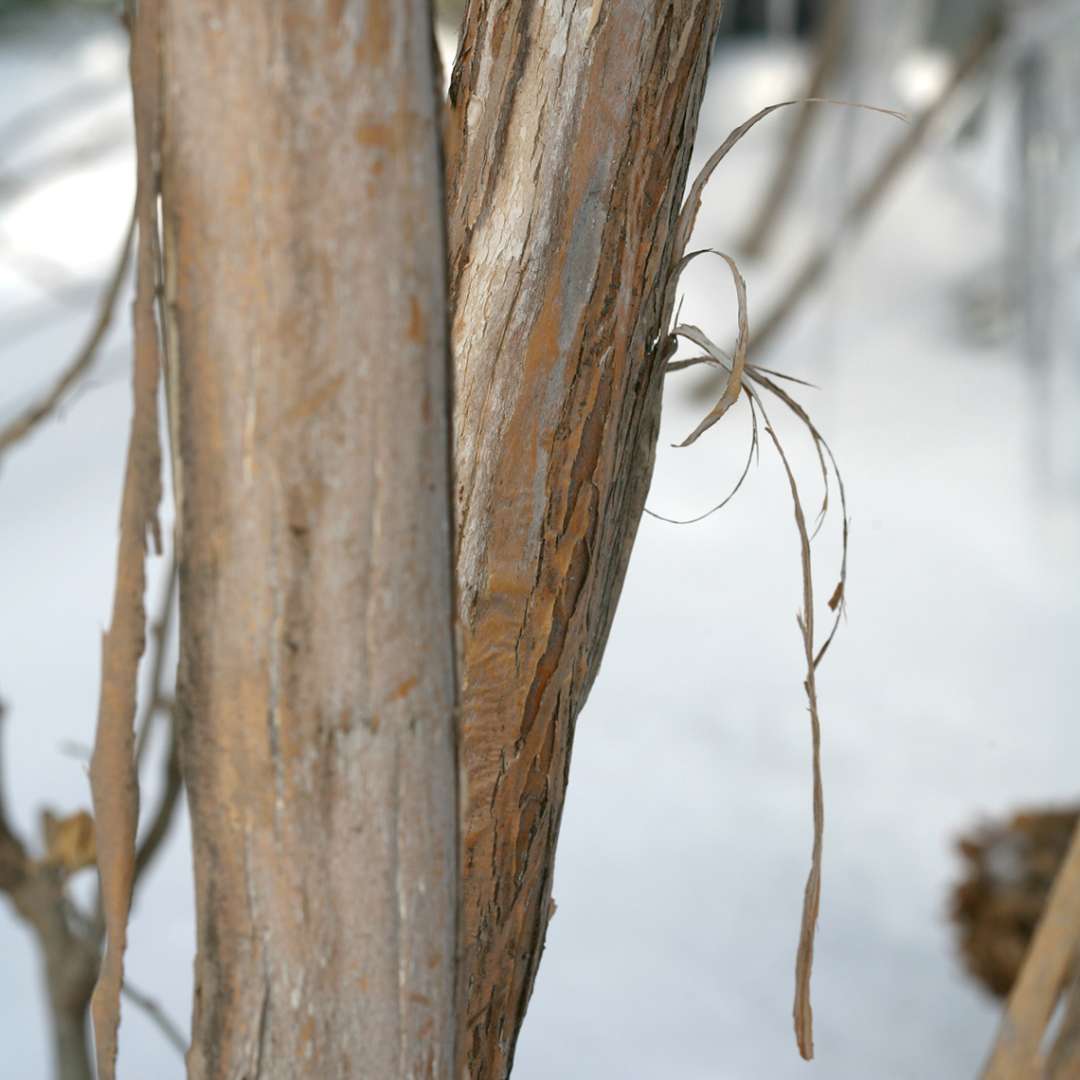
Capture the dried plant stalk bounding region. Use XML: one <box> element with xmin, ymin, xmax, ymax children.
<box><xmin>661</xmin><ymin>149</ymin><xmax>854</xmax><ymax>1055</ymax></box>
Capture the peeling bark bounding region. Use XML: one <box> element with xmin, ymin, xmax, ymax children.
<box><xmin>88</xmin><ymin>2</ymin><xmax>164</xmax><ymax>1074</ymax></box>
<box><xmin>446</xmin><ymin>4</ymin><xmax>723</xmax><ymax>1075</ymax></box>
<box><xmin>163</xmin><ymin>3</ymin><xmax>458</xmax><ymax>1077</ymax></box>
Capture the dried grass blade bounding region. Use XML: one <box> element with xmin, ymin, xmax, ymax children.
<box><xmin>747</xmin><ymin>362</ymin><xmax>818</xmax><ymax>389</ymax></box>
<box><xmin>645</xmin><ymin>387</ymin><xmax>759</xmax><ymax>524</ymax></box>
<box><xmin>755</xmin><ymin>397</ymin><xmax>824</xmax><ymax>1061</ymax></box>
<box><xmin>746</xmin><ymin>368</ymin><xmax>849</xmax><ymax>659</ymax></box>
<box><xmin>89</xmin><ymin>5</ymin><xmax>163</xmax><ymax>1078</ymax></box>
<box><xmin>674</xmin><ymin>253</ymin><xmax>749</xmax><ymax>447</ymax></box>
<box><xmin>666</xmin><ymin>353</ymin><xmax>726</xmax><ymax>373</ymax></box>
<box><xmin>670</xmin><ymin>98</ymin><xmax>906</xmax><ymax>269</ymax></box>
<box><xmin>747</xmin><ymin>367</ymin><xmax>832</xmax><ymax>532</ymax></box>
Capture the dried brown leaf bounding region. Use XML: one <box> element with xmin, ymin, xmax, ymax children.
<box><xmin>0</xmin><ymin>209</ymin><xmax>134</xmax><ymax>460</ymax></box>
<box><xmin>42</xmin><ymin>809</ymin><xmax>97</xmax><ymax>875</ymax></box>
<box><xmin>827</xmin><ymin>580</ymin><xmax>844</xmax><ymax>612</ymax></box>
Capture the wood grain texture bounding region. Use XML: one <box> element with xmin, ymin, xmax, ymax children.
<box><xmin>162</xmin><ymin>3</ymin><xmax>459</xmax><ymax>1076</ymax></box>
<box><xmin>446</xmin><ymin>4</ymin><xmax>723</xmax><ymax>1075</ymax></box>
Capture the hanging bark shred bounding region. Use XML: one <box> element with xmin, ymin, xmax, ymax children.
<box><xmin>446</xmin><ymin>4</ymin><xmax>724</xmax><ymax>1076</ymax></box>
<box><xmin>88</xmin><ymin>2</ymin><xmax>163</xmax><ymax>1077</ymax></box>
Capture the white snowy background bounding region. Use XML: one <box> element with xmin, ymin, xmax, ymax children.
<box><xmin>1</xmin><ymin>7</ymin><xmax>1078</xmax><ymax>1078</ymax></box>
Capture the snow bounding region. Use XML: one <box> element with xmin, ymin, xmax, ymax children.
<box><xmin>1</xmin><ymin>11</ymin><xmax>1077</xmax><ymax>1079</ymax></box>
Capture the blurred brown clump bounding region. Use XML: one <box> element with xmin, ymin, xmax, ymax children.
<box><xmin>951</xmin><ymin>805</ymin><xmax>1080</xmax><ymax>997</ymax></box>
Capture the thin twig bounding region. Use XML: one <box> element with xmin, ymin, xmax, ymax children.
<box><xmin>0</xmin><ymin>228</ymin><xmax>85</xmax><ymax>300</ymax></box>
<box><xmin>1047</xmin><ymin>959</ymin><xmax>1080</xmax><ymax>1079</ymax></box>
<box><xmin>132</xmin><ymin>713</ymin><xmax>181</xmax><ymax>886</ymax></box>
<box><xmin>983</xmin><ymin>819</ymin><xmax>1080</xmax><ymax>1079</ymax></box>
<box><xmin>740</xmin><ymin>0</ymin><xmax>849</xmax><ymax>256</ymax></box>
<box><xmin>121</xmin><ymin>978</ymin><xmax>187</xmax><ymax>1056</ymax></box>
<box><xmin>133</xmin><ymin>553</ymin><xmax>178</xmax><ymax>770</ymax></box>
<box><xmin>0</xmin><ymin>701</ymin><xmax>30</xmax><ymax>893</ymax></box>
<box><xmin>749</xmin><ymin>14</ymin><xmax>1002</xmax><ymax>357</ymax></box>
<box><xmin>104</xmin><ymin>548</ymin><xmax>181</xmax><ymax>895</ymax></box>
<box><xmin>0</xmin><ymin>285</ymin><xmax>108</xmax><ymax>355</ymax></box>
<box><xmin>0</xmin><ymin>206</ymin><xmax>136</xmax><ymax>459</ymax></box>
<box><xmin>0</xmin><ymin>705</ymin><xmax>98</xmax><ymax>1079</ymax></box>
<box><xmin>0</xmin><ymin>78</ymin><xmax>122</xmax><ymax>155</ymax></box>
<box><xmin>0</xmin><ymin>127</ymin><xmax>132</xmax><ymax>205</ymax></box>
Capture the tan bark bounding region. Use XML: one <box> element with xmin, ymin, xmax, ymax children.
<box><xmin>445</xmin><ymin>4</ymin><xmax>723</xmax><ymax>1076</ymax></box>
<box><xmin>162</xmin><ymin>3</ymin><xmax>458</xmax><ymax>1077</ymax></box>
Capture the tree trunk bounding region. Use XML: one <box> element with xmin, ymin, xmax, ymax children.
<box><xmin>151</xmin><ymin>0</ymin><xmax>726</xmax><ymax>1075</ymax></box>
<box><xmin>162</xmin><ymin>3</ymin><xmax>459</xmax><ymax>1077</ymax></box>
<box><xmin>445</xmin><ymin>4</ymin><xmax>723</xmax><ymax>1076</ymax></box>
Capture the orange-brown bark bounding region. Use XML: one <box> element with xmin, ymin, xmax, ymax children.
<box><xmin>446</xmin><ymin>5</ymin><xmax>724</xmax><ymax>1075</ymax></box>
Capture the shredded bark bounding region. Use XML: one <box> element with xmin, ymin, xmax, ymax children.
<box><xmin>88</xmin><ymin>3</ymin><xmax>163</xmax><ymax>1076</ymax></box>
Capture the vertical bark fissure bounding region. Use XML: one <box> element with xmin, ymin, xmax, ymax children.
<box><xmin>447</xmin><ymin>4</ymin><xmax>723</xmax><ymax>1075</ymax></box>
<box><xmin>165</xmin><ymin>3</ymin><xmax>459</xmax><ymax>1077</ymax></box>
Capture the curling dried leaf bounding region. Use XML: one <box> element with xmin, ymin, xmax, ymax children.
<box><xmin>645</xmin><ymin>386</ymin><xmax>759</xmax><ymax>525</ymax></box>
<box><xmin>673</xmin><ymin>254</ymin><xmax>750</xmax><ymax>448</ymax></box>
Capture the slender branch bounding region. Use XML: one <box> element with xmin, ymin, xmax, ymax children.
<box><xmin>0</xmin><ymin>286</ymin><xmax>109</xmax><ymax>356</ymax></box>
<box><xmin>0</xmin><ymin>229</ymin><xmax>85</xmax><ymax>301</ymax></box>
<box><xmin>121</xmin><ymin>978</ymin><xmax>186</xmax><ymax>1056</ymax></box>
<box><xmin>0</xmin><ymin>128</ymin><xmax>132</xmax><ymax>206</ymax></box>
<box><xmin>0</xmin><ymin>708</ymin><xmax>97</xmax><ymax>1080</ymax></box>
<box><xmin>740</xmin><ymin>0</ymin><xmax>849</xmax><ymax>257</ymax></box>
<box><xmin>0</xmin><ymin>700</ymin><xmax>30</xmax><ymax>892</ymax></box>
<box><xmin>132</xmin><ymin>712</ymin><xmax>181</xmax><ymax>886</ymax></box>
<box><xmin>0</xmin><ymin>79</ymin><xmax>122</xmax><ymax>156</ymax></box>
<box><xmin>982</xmin><ymin>819</ymin><xmax>1080</xmax><ymax>1078</ymax></box>
<box><xmin>1047</xmin><ymin>960</ymin><xmax>1080</xmax><ymax>1079</ymax></box>
<box><xmin>0</xmin><ymin>208</ymin><xmax>136</xmax><ymax>459</ymax></box>
<box><xmin>133</xmin><ymin>553</ymin><xmax>178</xmax><ymax>771</ymax></box>
<box><xmin>748</xmin><ymin>14</ymin><xmax>1001</xmax><ymax>359</ymax></box>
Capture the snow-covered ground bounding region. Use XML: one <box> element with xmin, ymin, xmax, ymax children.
<box><xmin>1</xmin><ymin>11</ymin><xmax>1077</xmax><ymax>1079</ymax></box>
